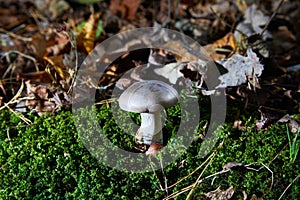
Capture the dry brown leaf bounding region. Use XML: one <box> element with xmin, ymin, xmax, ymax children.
<box><xmin>203</xmin><ymin>186</ymin><xmax>234</xmax><ymax>200</ymax></box>
<box><xmin>0</xmin><ymin>7</ymin><xmax>26</xmax><ymax>30</ymax></box>
<box><xmin>25</xmin><ymin>81</ymin><xmax>56</xmax><ymax>116</ymax></box>
<box><xmin>43</xmin><ymin>55</ymin><xmax>70</xmax><ymax>81</ymax></box>
<box><xmin>109</xmin><ymin>0</ymin><xmax>140</xmax><ymax>21</ymax></box>
<box><xmin>250</xmin><ymin>194</ymin><xmax>264</xmax><ymax>200</ymax></box>
<box><xmin>268</xmin><ymin>27</ymin><xmax>297</xmax><ymax>55</ymax></box>
<box><xmin>233</xmin><ymin>120</ymin><xmax>245</xmax><ymax>131</ymax></box>
<box><xmin>204</xmin><ymin>32</ymin><xmax>238</xmax><ymax>61</ymax></box>
<box><xmin>30</xmin><ymin>33</ymin><xmax>48</xmax><ymax>61</ymax></box>
<box><xmin>45</xmin><ymin>31</ymin><xmax>70</xmax><ymax>56</ymax></box>
<box><xmin>76</xmin><ymin>13</ymin><xmax>101</xmax><ymax>54</ymax></box>
<box><xmin>223</xmin><ymin>162</ymin><xmax>244</xmax><ymax>171</ymax></box>
<box><xmin>278</xmin><ymin>114</ymin><xmax>299</xmax><ymax>134</ymax></box>
<box><xmin>18</xmin><ymin>71</ymin><xmax>53</xmax><ymax>84</ymax></box>
<box><xmin>53</xmin><ymin>91</ymin><xmax>72</xmax><ymax>107</ymax></box>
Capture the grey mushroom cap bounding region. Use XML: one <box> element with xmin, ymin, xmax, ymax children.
<box><xmin>118</xmin><ymin>80</ymin><xmax>179</xmax><ymax>113</ymax></box>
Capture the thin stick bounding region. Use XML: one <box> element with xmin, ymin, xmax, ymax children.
<box><xmin>185</xmin><ymin>152</ymin><xmax>216</xmax><ymax>200</ymax></box>
<box><xmin>260</xmin><ymin>162</ymin><xmax>274</xmax><ymax>189</ymax></box>
<box><xmin>278</xmin><ymin>173</ymin><xmax>300</xmax><ymax>200</ymax></box>
<box><xmin>6</xmin><ymin>128</ymin><xmax>12</xmax><ymax>147</ymax></box>
<box><xmin>149</xmin><ymin>157</ymin><xmax>165</xmax><ymax>192</ymax></box>
<box><xmin>260</xmin><ymin>0</ymin><xmax>284</xmax><ymax>36</ymax></box>
<box><xmin>67</xmin><ymin>29</ymin><xmax>79</xmax><ymax>95</ymax></box>
<box><xmin>160</xmin><ymin>156</ymin><xmax>169</xmax><ymax>196</ymax></box>
<box><xmin>162</xmin><ymin>152</ymin><xmax>217</xmax><ymax>200</ymax></box>
<box><xmin>165</xmin><ymin>151</ymin><xmax>216</xmax><ymax>190</ymax></box>
<box><xmin>2</xmin><ymin>50</ymin><xmax>39</xmax><ymax>72</ymax></box>
<box><xmin>0</xmin><ymin>27</ymin><xmax>32</xmax><ymax>42</ymax></box>
<box><xmin>164</xmin><ymin>185</ymin><xmax>193</xmax><ymax>200</ymax></box>
<box><xmin>0</xmin><ymin>162</ymin><xmax>8</xmax><ymax>170</ymax></box>
<box><xmin>198</xmin><ymin>169</ymin><xmax>230</xmax><ymax>184</ymax></box>
<box><xmin>2</xmin><ymin>63</ymin><xmax>14</xmax><ymax>79</ymax></box>
<box><xmin>95</xmin><ymin>98</ymin><xmax>118</xmax><ymax>105</ymax></box>
<box><xmin>0</xmin><ymin>81</ymin><xmax>24</xmax><ymax>111</ymax></box>
<box><xmin>7</xmin><ymin>105</ymin><xmax>32</xmax><ymax>125</ymax></box>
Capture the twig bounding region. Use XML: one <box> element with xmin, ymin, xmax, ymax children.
<box><xmin>0</xmin><ymin>27</ymin><xmax>32</xmax><ymax>42</ymax></box>
<box><xmin>263</xmin><ymin>144</ymin><xmax>289</xmax><ymax>168</ymax></box>
<box><xmin>2</xmin><ymin>63</ymin><xmax>15</xmax><ymax>79</ymax></box>
<box><xmin>260</xmin><ymin>162</ymin><xmax>274</xmax><ymax>189</ymax></box>
<box><xmin>6</xmin><ymin>128</ymin><xmax>12</xmax><ymax>147</ymax></box>
<box><xmin>160</xmin><ymin>156</ymin><xmax>169</xmax><ymax>196</ymax></box>
<box><xmin>167</xmin><ymin>0</ymin><xmax>171</xmax><ymax>23</ymax></box>
<box><xmin>209</xmin><ymin>7</ymin><xmax>236</xmax><ymax>33</ymax></box>
<box><xmin>164</xmin><ymin>184</ymin><xmax>193</xmax><ymax>200</ymax></box>
<box><xmin>0</xmin><ymin>162</ymin><xmax>8</xmax><ymax>170</ymax></box>
<box><xmin>1</xmin><ymin>50</ymin><xmax>39</xmax><ymax>72</ymax></box>
<box><xmin>198</xmin><ymin>168</ymin><xmax>230</xmax><ymax>184</ymax></box>
<box><xmin>7</xmin><ymin>105</ymin><xmax>32</xmax><ymax>125</ymax></box>
<box><xmin>0</xmin><ymin>80</ymin><xmax>32</xmax><ymax>125</ymax></box>
<box><xmin>278</xmin><ymin>173</ymin><xmax>300</xmax><ymax>200</ymax></box>
<box><xmin>260</xmin><ymin>0</ymin><xmax>284</xmax><ymax>36</ymax></box>
<box><xmin>0</xmin><ymin>81</ymin><xmax>24</xmax><ymax>111</ymax></box>
<box><xmin>163</xmin><ymin>151</ymin><xmax>217</xmax><ymax>200</ymax></box>
<box><xmin>149</xmin><ymin>157</ymin><xmax>165</xmax><ymax>192</ymax></box>
<box><xmin>164</xmin><ymin>151</ymin><xmax>215</xmax><ymax>192</ymax></box>
<box><xmin>67</xmin><ymin>29</ymin><xmax>79</xmax><ymax>95</ymax></box>
<box><xmin>196</xmin><ymin>163</ymin><xmax>260</xmax><ymax>185</ymax></box>
<box><xmin>95</xmin><ymin>98</ymin><xmax>118</xmax><ymax>109</ymax></box>
<box><xmin>186</xmin><ymin>153</ymin><xmax>216</xmax><ymax>200</ymax></box>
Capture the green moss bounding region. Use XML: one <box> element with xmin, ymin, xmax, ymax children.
<box><xmin>0</xmin><ymin>105</ymin><xmax>299</xmax><ymax>199</ymax></box>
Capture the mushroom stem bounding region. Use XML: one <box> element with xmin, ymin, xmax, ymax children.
<box><xmin>136</xmin><ymin>111</ymin><xmax>163</xmax><ymax>145</ymax></box>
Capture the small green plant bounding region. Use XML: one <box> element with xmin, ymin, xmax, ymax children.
<box><xmin>286</xmin><ymin>124</ymin><xmax>300</xmax><ymax>163</ymax></box>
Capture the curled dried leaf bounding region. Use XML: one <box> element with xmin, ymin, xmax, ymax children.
<box><xmin>217</xmin><ymin>49</ymin><xmax>264</xmax><ymax>88</ymax></box>
<box><xmin>76</xmin><ymin>13</ymin><xmax>101</xmax><ymax>54</ymax></box>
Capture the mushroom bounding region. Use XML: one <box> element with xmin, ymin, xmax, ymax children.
<box><xmin>118</xmin><ymin>80</ymin><xmax>179</xmax><ymax>154</ymax></box>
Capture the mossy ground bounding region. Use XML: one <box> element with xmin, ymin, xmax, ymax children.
<box><xmin>0</xmin><ymin>102</ymin><xmax>299</xmax><ymax>199</ymax></box>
